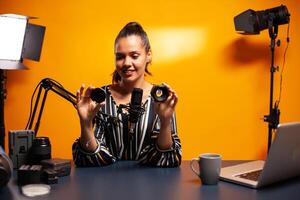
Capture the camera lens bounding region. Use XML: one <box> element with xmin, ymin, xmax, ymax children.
<box><xmin>29</xmin><ymin>137</ymin><xmax>51</xmax><ymax>164</ymax></box>
<box><xmin>0</xmin><ymin>146</ymin><xmax>13</xmax><ymax>188</ymax></box>
<box><xmin>151</xmin><ymin>85</ymin><xmax>169</xmax><ymax>102</ymax></box>
<box><xmin>90</xmin><ymin>88</ymin><xmax>106</xmax><ymax>103</ymax></box>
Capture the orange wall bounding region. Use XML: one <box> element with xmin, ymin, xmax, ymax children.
<box><xmin>1</xmin><ymin>0</ymin><xmax>300</xmax><ymax>160</ymax></box>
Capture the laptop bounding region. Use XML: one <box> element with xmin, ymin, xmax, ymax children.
<box><xmin>220</xmin><ymin>122</ymin><xmax>300</xmax><ymax>188</ymax></box>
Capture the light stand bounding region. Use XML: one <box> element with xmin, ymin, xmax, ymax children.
<box><xmin>234</xmin><ymin>5</ymin><xmax>290</xmax><ymax>152</ymax></box>
<box><xmin>0</xmin><ymin>70</ymin><xmax>6</xmax><ymax>149</ymax></box>
<box><xmin>263</xmin><ymin>20</ymin><xmax>280</xmax><ymax>152</ymax></box>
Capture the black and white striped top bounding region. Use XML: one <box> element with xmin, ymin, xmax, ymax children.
<box><xmin>72</xmin><ymin>85</ymin><xmax>182</xmax><ymax>167</ymax></box>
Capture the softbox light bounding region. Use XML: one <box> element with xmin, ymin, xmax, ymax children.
<box><xmin>0</xmin><ymin>14</ymin><xmax>45</xmax><ymax>70</ymax></box>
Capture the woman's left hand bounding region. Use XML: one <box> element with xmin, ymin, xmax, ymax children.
<box><xmin>154</xmin><ymin>83</ymin><xmax>178</xmax><ymax>123</ymax></box>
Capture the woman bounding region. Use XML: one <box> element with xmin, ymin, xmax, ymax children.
<box><xmin>72</xmin><ymin>22</ymin><xmax>181</xmax><ymax>167</ymax></box>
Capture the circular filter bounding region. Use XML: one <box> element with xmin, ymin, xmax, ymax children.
<box><xmin>21</xmin><ymin>184</ymin><xmax>51</xmax><ymax>197</ymax></box>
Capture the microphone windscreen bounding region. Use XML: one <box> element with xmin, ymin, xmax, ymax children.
<box><xmin>129</xmin><ymin>88</ymin><xmax>143</xmax><ymax>123</ymax></box>
<box><xmin>130</xmin><ymin>88</ymin><xmax>143</xmax><ymax>107</ymax></box>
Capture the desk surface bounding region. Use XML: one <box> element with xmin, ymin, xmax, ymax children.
<box><xmin>1</xmin><ymin>161</ymin><xmax>300</xmax><ymax>200</ymax></box>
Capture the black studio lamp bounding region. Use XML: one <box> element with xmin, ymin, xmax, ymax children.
<box><xmin>234</xmin><ymin>5</ymin><xmax>290</xmax><ymax>35</ymax></box>
<box><xmin>234</xmin><ymin>5</ymin><xmax>290</xmax><ymax>152</ymax></box>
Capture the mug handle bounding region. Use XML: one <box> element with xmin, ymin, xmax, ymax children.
<box><xmin>190</xmin><ymin>158</ymin><xmax>200</xmax><ymax>177</ymax></box>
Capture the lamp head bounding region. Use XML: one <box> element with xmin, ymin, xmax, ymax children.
<box><xmin>234</xmin><ymin>5</ymin><xmax>290</xmax><ymax>35</ymax></box>
<box><xmin>0</xmin><ymin>14</ymin><xmax>45</xmax><ymax>70</ymax></box>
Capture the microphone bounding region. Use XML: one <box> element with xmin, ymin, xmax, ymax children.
<box><xmin>128</xmin><ymin>88</ymin><xmax>144</xmax><ymax>135</ymax></box>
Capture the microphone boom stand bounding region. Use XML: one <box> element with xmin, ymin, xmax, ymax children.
<box><xmin>27</xmin><ymin>78</ymin><xmax>116</xmax><ymax>137</ymax></box>
<box><xmin>28</xmin><ymin>78</ymin><xmax>77</xmax><ymax>136</ymax></box>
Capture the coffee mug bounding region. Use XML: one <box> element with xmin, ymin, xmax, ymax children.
<box><xmin>190</xmin><ymin>153</ymin><xmax>221</xmax><ymax>185</ymax></box>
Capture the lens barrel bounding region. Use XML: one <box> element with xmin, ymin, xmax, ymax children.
<box><xmin>151</xmin><ymin>85</ymin><xmax>169</xmax><ymax>102</ymax></box>
<box><xmin>0</xmin><ymin>146</ymin><xmax>13</xmax><ymax>188</ymax></box>
<box><xmin>90</xmin><ymin>88</ymin><xmax>106</xmax><ymax>103</ymax></box>
<box><xmin>29</xmin><ymin>137</ymin><xmax>51</xmax><ymax>165</ymax></box>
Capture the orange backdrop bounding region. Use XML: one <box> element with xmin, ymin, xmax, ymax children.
<box><xmin>0</xmin><ymin>0</ymin><xmax>299</xmax><ymax>160</ymax></box>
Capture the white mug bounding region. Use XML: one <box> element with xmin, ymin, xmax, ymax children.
<box><xmin>190</xmin><ymin>153</ymin><xmax>221</xmax><ymax>185</ymax></box>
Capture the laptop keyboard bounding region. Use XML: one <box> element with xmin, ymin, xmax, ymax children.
<box><xmin>236</xmin><ymin>169</ymin><xmax>262</xmax><ymax>181</ymax></box>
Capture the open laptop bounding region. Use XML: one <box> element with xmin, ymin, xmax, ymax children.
<box><xmin>220</xmin><ymin>122</ymin><xmax>300</xmax><ymax>188</ymax></box>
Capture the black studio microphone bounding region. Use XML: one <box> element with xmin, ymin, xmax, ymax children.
<box><xmin>128</xmin><ymin>88</ymin><xmax>144</xmax><ymax>135</ymax></box>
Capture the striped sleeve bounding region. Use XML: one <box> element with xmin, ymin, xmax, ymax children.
<box><xmin>72</xmin><ymin>121</ymin><xmax>116</xmax><ymax>167</ymax></box>
<box><xmin>138</xmin><ymin>114</ymin><xmax>182</xmax><ymax>167</ymax></box>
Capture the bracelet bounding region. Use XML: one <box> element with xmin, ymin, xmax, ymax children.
<box><xmin>80</xmin><ymin>137</ymin><xmax>96</xmax><ymax>149</ymax></box>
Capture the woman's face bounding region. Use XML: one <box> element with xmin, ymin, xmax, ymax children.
<box><xmin>115</xmin><ymin>35</ymin><xmax>151</xmax><ymax>84</ymax></box>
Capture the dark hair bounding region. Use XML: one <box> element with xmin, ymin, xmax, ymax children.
<box><xmin>112</xmin><ymin>22</ymin><xmax>152</xmax><ymax>83</ymax></box>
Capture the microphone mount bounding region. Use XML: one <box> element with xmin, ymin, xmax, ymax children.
<box><xmin>117</xmin><ymin>103</ymin><xmax>145</xmax><ymax>137</ymax></box>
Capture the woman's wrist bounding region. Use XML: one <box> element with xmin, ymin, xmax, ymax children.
<box><xmin>79</xmin><ymin>120</ymin><xmax>98</xmax><ymax>152</ymax></box>
<box><xmin>80</xmin><ymin>136</ymin><xmax>98</xmax><ymax>152</ymax></box>
<box><xmin>80</xmin><ymin>117</ymin><xmax>93</xmax><ymax>127</ymax></box>
<box><xmin>159</xmin><ymin>117</ymin><xmax>172</xmax><ymax>127</ymax></box>
<box><xmin>156</xmin><ymin>118</ymin><xmax>173</xmax><ymax>150</ymax></box>
<box><xmin>79</xmin><ymin>126</ymin><xmax>98</xmax><ymax>152</ymax></box>
<box><xmin>80</xmin><ymin>118</ymin><xmax>93</xmax><ymax>132</ymax></box>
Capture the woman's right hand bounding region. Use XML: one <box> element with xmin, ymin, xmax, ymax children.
<box><xmin>76</xmin><ymin>84</ymin><xmax>103</xmax><ymax>127</ymax></box>
<box><xmin>76</xmin><ymin>84</ymin><xmax>104</xmax><ymax>152</ymax></box>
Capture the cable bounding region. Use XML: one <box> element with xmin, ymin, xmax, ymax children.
<box><xmin>25</xmin><ymin>80</ymin><xmax>43</xmax><ymax>129</ymax></box>
<box><xmin>276</xmin><ymin>22</ymin><xmax>290</xmax><ymax>108</ymax></box>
